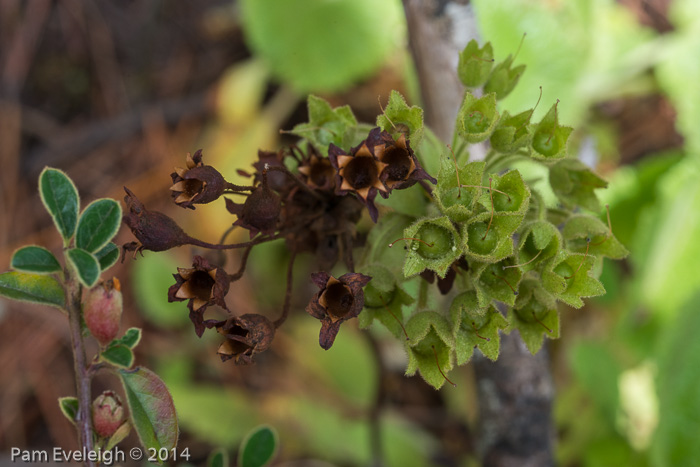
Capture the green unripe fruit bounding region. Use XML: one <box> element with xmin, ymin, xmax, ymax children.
<box><xmin>363</xmin><ymin>281</ymin><xmax>395</xmax><ymax>308</ymax></box>
<box><xmin>515</xmin><ymin>299</ymin><xmax>549</xmax><ymax>323</ymax></box>
<box><xmin>416</xmin><ymin>224</ymin><xmax>454</xmax><ymax>259</ymax></box>
<box><xmin>465</xmin><ymin>112</ymin><xmax>489</xmax><ymax>133</ymax></box>
<box><xmin>468</xmin><ymin>309</ymin><xmax>492</xmax><ymax>330</ymax></box>
<box><xmin>554</xmin><ymin>261</ymin><xmax>574</xmax><ymax>279</ymax></box>
<box><xmin>533</xmin><ymin>130</ymin><xmax>560</xmax><ymax>157</ymax></box>
<box><xmin>412</xmin><ymin>329</ymin><xmax>443</xmax><ymax>356</ymax></box>
<box><xmin>492</xmin><ymin>188</ymin><xmax>523</xmax><ymax>212</ymax></box>
<box><xmin>467</xmin><ymin>222</ymin><xmax>499</xmax><ymax>255</ymax></box>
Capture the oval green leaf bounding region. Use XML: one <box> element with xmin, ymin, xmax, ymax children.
<box><xmin>11</xmin><ymin>246</ymin><xmax>61</xmax><ymax>274</ymax></box>
<box><xmin>101</xmin><ymin>344</ymin><xmax>134</xmax><ymax>369</ymax></box>
<box><xmin>58</xmin><ymin>397</ymin><xmax>79</xmax><ymax>425</ymax></box>
<box><xmin>76</xmin><ymin>199</ymin><xmax>122</xmax><ymax>253</ymax></box>
<box><xmin>95</xmin><ymin>243</ymin><xmax>120</xmax><ymax>272</ymax></box>
<box><xmin>118</xmin><ymin>367</ymin><xmax>178</xmax><ymax>463</ymax></box>
<box><xmin>39</xmin><ymin>167</ymin><xmax>79</xmax><ymax>242</ymax></box>
<box><xmin>0</xmin><ymin>271</ymin><xmax>65</xmax><ymax>309</ymax></box>
<box><xmin>66</xmin><ymin>248</ymin><xmax>100</xmax><ymax>288</ymax></box>
<box><xmin>207</xmin><ymin>448</ymin><xmax>229</xmax><ymax>467</ymax></box>
<box><xmin>238</xmin><ymin>425</ymin><xmax>278</xmax><ymax>467</ymax></box>
<box><xmin>118</xmin><ymin>328</ymin><xmax>142</xmax><ymax>349</ymax></box>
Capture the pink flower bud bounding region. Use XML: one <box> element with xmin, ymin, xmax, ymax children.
<box><xmin>84</xmin><ymin>278</ymin><xmax>123</xmax><ymax>346</ymax></box>
<box><xmin>92</xmin><ymin>391</ymin><xmax>124</xmax><ymax>438</ymax></box>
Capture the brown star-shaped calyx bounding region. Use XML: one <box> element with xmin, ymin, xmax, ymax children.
<box><xmin>367</xmin><ymin>128</ymin><xmax>436</xmax><ymax>192</ymax></box>
<box><xmin>170</xmin><ymin>150</ymin><xmax>227</xmax><ymax>209</ymax></box>
<box><xmin>306</xmin><ymin>271</ymin><xmax>371</xmax><ymax>350</ymax></box>
<box><xmin>329</xmin><ymin>142</ymin><xmax>387</xmax><ymax>222</ymax></box>
<box><xmin>167</xmin><ymin>256</ymin><xmax>230</xmax><ymax>337</ymax></box>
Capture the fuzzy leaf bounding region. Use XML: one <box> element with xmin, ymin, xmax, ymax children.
<box><xmin>11</xmin><ymin>246</ymin><xmax>61</xmax><ymax>274</ymax></box>
<box><xmin>118</xmin><ymin>367</ymin><xmax>178</xmax><ymax>463</ymax></box>
<box><xmin>291</xmin><ymin>95</ymin><xmax>357</xmax><ymax>154</ymax></box>
<box><xmin>509</xmin><ymin>280</ymin><xmax>560</xmax><ymax>353</ymax></box>
<box><xmin>76</xmin><ymin>198</ymin><xmax>122</xmax><ymax>253</ymax></box>
<box><xmin>490</xmin><ymin>109</ymin><xmax>534</xmax><ymax>154</ymax></box>
<box><xmin>104</xmin><ymin>422</ymin><xmax>131</xmax><ymax>451</ymax></box>
<box><xmin>66</xmin><ymin>248</ymin><xmax>100</xmax><ymax>288</ymax></box>
<box><xmin>456</xmin><ymin>92</ymin><xmax>499</xmax><ymax>143</ymax></box>
<box><xmin>58</xmin><ymin>397</ymin><xmax>79</xmax><ymax>425</ymax></box>
<box><xmin>238</xmin><ymin>425</ymin><xmax>278</xmax><ymax>467</ymax></box>
<box><xmin>483</xmin><ymin>55</ymin><xmax>526</xmax><ymax>100</ymax></box>
<box><xmin>376</xmin><ymin>90</ymin><xmax>424</xmax><ymax>146</ymax></box>
<box><xmin>101</xmin><ymin>344</ymin><xmax>134</xmax><ymax>369</ymax></box>
<box><xmin>550</xmin><ymin>159</ymin><xmax>607</xmax><ymax>211</ymax></box>
<box><xmin>450</xmin><ymin>291</ymin><xmax>508</xmax><ymax>363</ymax></box>
<box><xmin>458</xmin><ymin>40</ymin><xmax>494</xmax><ymax>87</ymax></box>
<box><xmin>114</xmin><ymin>328</ymin><xmax>142</xmax><ymax>349</ymax></box>
<box><xmin>433</xmin><ymin>158</ymin><xmax>485</xmax><ymax>222</ymax></box>
<box><xmin>402</xmin><ymin>217</ymin><xmax>462</xmax><ymax>278</ymax></box>
<box><xmin>39</xmin><ymin>167</ymin><xmax>79</xmax><ymax>242</ymax></box>
<box><xmin>530</xmin><ymin>103</ymin><xmax>572</xmax><ymax>162</ymax></box>
<box><xmin>563</xmin><ymin>215</ymin><xmax>629</xmax><ymax>260</ymax></box>
<box><xmin>508</xmin><ymin>308</ymin><xmax>560</xmax><ymax>355</ymax></box>
<box><xmin>0</xmin><ymin>271</ymin><xmax>65</xmax><ymax>310</ymax></box>
<box><xmin>95</xmin><ymin>243</ymin><xmax>120</xmax><ymax>272</ymax></box>
<box><xmin>405</xmin><ymin>311</ymin><xmax>455</xmax><ymax>389</ymax></box>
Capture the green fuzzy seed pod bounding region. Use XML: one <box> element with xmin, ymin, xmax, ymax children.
<box><xmin>457</xmin><ymin>92</ymin><xmax>499</xmax><ymax>143</ymax></box>
<box><xmin>483</xmin><ymin>55</ymin><xmax>526</xmax><ymax>100</ymax></box>
<box><xmin>458</xmin><ymin>40</ymin><xmax>494</xmax><ymax>87</ymax></box>
<box><xmin>467</xmin><ymin>222</ymin><xmax>499</xmax><ymax>255</ymax></box>
<box><xmin>416</xmin><ymin>224</ymin><xmax>453</xmax><ymax>259</ymax></box>
<box><xmin>529</xmin><ymin>103</ymin><xmax>573</xmax><ymax>163</ymax></box>
<box><xmin>402</xmin><ymin>217</ymin><xmax>462</xmax><ymax>278</ymax></box>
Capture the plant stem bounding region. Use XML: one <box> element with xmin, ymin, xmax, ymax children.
<box><xmin>65</xmin><ymin>269</ymin><xmax>96</xmax><ymax>467</ymax></box>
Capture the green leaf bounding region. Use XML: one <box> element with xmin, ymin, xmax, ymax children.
<box><xmin>66</xmin><ymin>248</ymin><xmax>100</xmax><ymax>288</ymax></box>
<box><xmin>101</xmin><ymin>345</ymin><xmax>134</xmax><ymax>369</ymax></box>
<box><xmin>291</xmin><ymin>95</ymin><xmax>357</xmax><ymax>154</ymax></box>
<box><xmin>116</xmin><ymin>328</ymin><xmax>142</xmax><ymax>349</ymax></box>
<box><xmin>95</xmin><ymin>243</ymin><xmax>120</xmax><ymax>272</ymax></box>
<box><xmin>11</xmin><ymin>246</ymin><xmax>61</xmax><ymax>274</ymax></box>
<box><xmin>238</xmin><ymin>425</ymin><xmax>278</xmax><ymax>467</ymax></box>
<box><xmin>208</xmin><ymin>448</ymin><xmax>229</xmax><ymax>467</ymax></box>
<box><xmin>456</xmin><ymin>92</ymin><xmax>500</xmax><ymax>143</ymax></box>
<box><xmin>542</xmin><ymin>250</ymin><xmax>605</xmax><ymax>308</ymax></box>
<box><xmin>76</xmin><ymin>198</ymin><xmax>122</xmax><ymax>253</ymax></box>
<box><xmin>118</xmin><ymin>367</ymin><xmax>178</xmax><ymax>463</ymax></box>
<box><xmin>563</xmin><ymin>215</ymin><xmax>629</xmax><ymax>260</ymax></box>
<box><xmin>58</xmin><ymin>397</ymin><xmax>79</xmax><ymax>425</ymax></box>
<box><xmin>458</xmin><ymin>40</ymin><xmax>494</xmax><ymax>87</ymax></box>
<box><xmin>376</xmin><ymin>90</ymin><xmax>424</xmax><ymax>146</ymax></box>
<box><xmin>38</xmin><ymin>167</ymin><xmax>79</xmax><ymax>242</ymax></box>
<box><xmin>105</xmin><ymin>422</ymin><xmax>131</xmax><ymax>451</ymax></box>
<box><xmin>472</xmin><ymin>260</ymin><xmax>523</xmax><ymax>307</ymax></box>
<box><xmin>0</xmin><ymin>271</ymin><xmax>65</xmax><ymax>310</ymax></box>
<box><xmin>240</xmin><ymin>0</ymin><xmax>404</xmax><ymax>93</ymax></box>
<box><xmin>509</xmin><ymin>278</ymin><xmax>560</xmax><ymax>354</ymax></box>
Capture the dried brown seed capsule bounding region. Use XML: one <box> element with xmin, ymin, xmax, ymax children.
<box><xmin>170</xmin><ymin>149</ymin><xmax>227</xmax><ymax>209</ymax></box>
<box><xmin>368</xmin><ymin>128</ymin><xmax>436</xmax><ymax>191</ymax></box>
<box><xmin>122</xmin><ymin>187</ymin><xmax>191</xmax><ymax>256</ymax></box>
<box><xmin>306</xmin><ymin>271</ymin><xmax>371</xmax><ymax>350</ymax></box>
<box><xmin>168</xmin><ymin>256</ymin><xmax>230</xmax><ymax>337</ymax></box>
<box><xmin>214</xmin><ymin>313</ymin><xmax>275</xmax><ymax>365</ymax></box>
<box><xmin>226</xmin><ymin>167</ymin><xmax>282</xmax><ymax>237</ymax></box>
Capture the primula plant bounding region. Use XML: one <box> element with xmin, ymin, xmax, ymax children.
<box><xmin>119</xmin><ymin>39</ymin><xmax>628</xmax><ymax>392</ymax></box>
<box><xmin>0</xmin><ymin>169</ymin><xmax>178</xmax><ymax>464</ymax></box>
